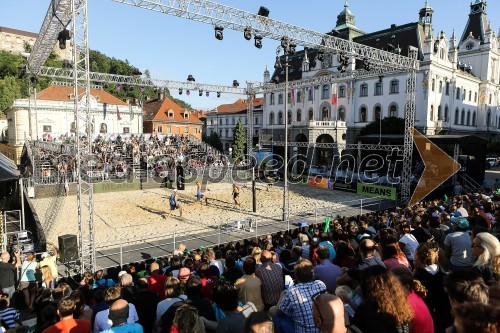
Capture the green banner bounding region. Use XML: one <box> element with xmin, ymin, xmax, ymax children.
<box><xmin>357</xmin><ymin>183</ymin><xmax>397</xmax><ymax>200</ymax></box>
<box><xmin>93</xmin><ymin>179</ymin><xmax>141</xmax><ymax>193</ymax></box>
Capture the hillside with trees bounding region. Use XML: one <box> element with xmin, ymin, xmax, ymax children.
<box><xmin>0</xmin><ymin>49</ymin><xmax>192</xmax><ymax>115</ymax></box>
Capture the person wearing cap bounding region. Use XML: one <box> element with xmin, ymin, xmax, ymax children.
<box><xmin>444</xmin><ymin>217</ymin><xmax>473</xmax><ymax>271</ymax></box>
<box><xmin>40</xmin><ymin>242</ymin><xmax>59</xmax><ymax>283</ymax></box>
<box><xmin>167</xmin><ymin>189</ymin><xmax>183</xmax><ymax>218</ymax></box>
<box><xmin>178</xmin><ymin>267</ymin><xmax>191</xmax><ymax>282</ymax></box>
<box><xmin>100</xmin><ymin>299</ymin><xmax>143</xmax><ymax>333</ymax></box>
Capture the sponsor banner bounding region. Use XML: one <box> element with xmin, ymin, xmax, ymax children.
<box><xmin>333</xmin><ymin>181</ymin><xmax>357</xmax><ymax>193</ymax></box>
<box><xmin>308</xmin><ymin>176</ymin><xmax>331</xmax><ymax>189</ymax></box>
<box><xmin>356</xmin><ymin>183</ymin><xmax>397</xmax><ymax>200</ymax></box>
<box><xmin>93</xmin><ymin>179</ymin><xmax>141</xmax><ymax>193</ymax></box>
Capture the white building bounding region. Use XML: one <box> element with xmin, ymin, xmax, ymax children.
<box><xmin>262</xmin><ymin>1</ymin><xmax>500</xmax><ymax>165</ymax></box>
<box><xmin>1</xmin><ymin>85</ymin><xmax>142</xmax><ymax>163</ymax></box>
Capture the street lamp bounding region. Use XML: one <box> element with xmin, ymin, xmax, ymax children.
<box><xmin>228</xmin><ymin>147</ymin><xmax>233</xmax><ymax>164</ymax></box>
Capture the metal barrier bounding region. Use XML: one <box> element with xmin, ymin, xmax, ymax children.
<box><xmin>94</xmin><ymin>197</ymin><xmax>396</xmax><ymax>269</ymax></box>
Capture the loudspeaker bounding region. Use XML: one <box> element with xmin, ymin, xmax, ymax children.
<box><xmin>58</xmin><ymin>234</ymin><xmax>78</xmax><ymax>263</ymax></box>
<box><xmin>176</xmin><ymin>166</ymin><xmax>185</xmax><ymax>190</ymax></box>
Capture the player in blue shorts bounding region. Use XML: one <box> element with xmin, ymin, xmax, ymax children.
<box><xmin>196</xmin><ymin>181</ymin><xmax>209</xmax><ymax>205</ymax></box>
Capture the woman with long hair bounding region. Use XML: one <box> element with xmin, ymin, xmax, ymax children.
<box><xmin>19</xmin><ymin>253</ymin><xmax>38</xmax><ymax>312</ymax></box>
<box><xmin>379</xmin><ymin>235</ymin><xmax>412</xmax><ymax>270</ymax></box>
<box><xmin>41</xmin><ymin>265</ymin><xmax>55</xmax><ymax>290</ymax></box>
<box><xmin>352</xmin><ymin>265</ymin><xmax>413</xmax><ymax>333</ymax></box>
<box><xmin>413</xmin><ymin>242</ymin><xmax>452</xmax><ymax>333</ymax></box>
<box><xmin>471</xmin><ymin>232</ymin><xmax>500</xmax><ymax>285</ymax></box>
<box><xmin>79</xmin><ymin>271</ymin><xmax>94</xmax><ymax>287</ymax></box>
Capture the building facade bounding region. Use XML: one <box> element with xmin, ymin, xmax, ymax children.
<box><xmin>262</xmin><ymin>1</ymin><xmax>500</xmax><ymax>166</ymax></box>
<box><xmin>206</xmin><ymin>98</ymin><xmax>264</xmax><ymax>152</ymax></box>
<box><xmin>0</xmin><ymin>85</ymin><xmax>142</xmax><ymax>163</ymax></box>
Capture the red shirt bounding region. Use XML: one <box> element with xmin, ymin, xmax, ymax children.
<box><xmin>43</xmin><ymin>318</ymin><xmax>91</xmax><ymax>333</ymax></box>
<box><xmin>147</xmin><ymin>273</ymin><xmax>167</xmax><ymax>300</ymax></box>
<box><xmin>200</xmin><ymin>276</ymin><xmax>218</xmax><ymax>300</ymax></box>
<box><xmin>407</xmin><ymin>291</ymin><xmax>434</xmax><ymax>333</ymax></box>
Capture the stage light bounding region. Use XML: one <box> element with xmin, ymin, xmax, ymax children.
<box><xmin>186</xmin><ymin>90</ymin><xmax>190</xmax><ymax>95</ymax></box>
<box><xmin>254</xmin><ymin>35</ymin><xmax>263</xmax><ymax>49</ymax></box>
<box><xmin>272</xmin><ymin>75</ymin><xmax>280</xmax><ymax>84</ymax></box>
<box><xmin>233</xmin><ymin>80</ymin><xmax>240</xmax><ymax>87</ymax></box>
<box><xmin>317</xmin><ymin>50</ymin><xmax>325</xmax><ymax>61</ymax></box>
<box><xmin>363</xmin><ymin>58</ymin><xmax>371</xmax><ymax>71</ymax></box>
<box><xmin>199</xmin><ymin>90</ymin><xmax>203</xmax><ymax>97</ymax></box>
<box><xmin>244</xmin><ymin>27</ymin><xmax>252</xmax><ymax>40</ymax></box>
<box><xmin>258</xmin><ymin>6</ymin><xmax>270</xmax><ymax>17</ymax></box>
<box><xmin>57</xmin><ymin>29</ymin><xmax>71</xmax><ymax>50</ymax></box>
<box><xmin>217</xmin><ymin>92</ymin><xmax>221</xmax><ymax>98</ymax></box>
<box><xmin>187</xmin><ymin>75</ymin><xmax>195</xmax><ymax>82</ymax></box>
<box><xmin>288</xmin><ymin>42</ymin><xmax>297</xmax><ymax>55</ymax></box>
<box><xmin>206</xmin><ymin>91</ymin><xmax>210</xmax><ymax>97</ymax></box>
<box><xmin>274</xmin><ymin>56</ymin><xmax>281</xmax><ymax>69</ymax></box>
<box><xmin>281</xmin><ymin>37</ymin><xmax>289</xmax><ymax>50</ymax></box>
<box><xmin>179</xmin><ymin>88</ymin><xmax>183</xmax><ymax>95</ymax></box>
<box><xmin>214</xmin><ymin>26</ymin><xmax>224</xmax><ymax>40</ymax></box>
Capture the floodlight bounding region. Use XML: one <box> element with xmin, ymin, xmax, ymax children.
<box><xmin>199</xmin><ymin>90</ymin><xmax>203</xmax><ymax>96</ymax></box>
<box><xmin>57</xmin><ymin>29</ymin><xmax>71</xmax><ymax>50</ymax></box>
<box><xmin>215</xmin><ymin>26</ymin><xmax>224</xmax><ymax>40</ymax></box>
<box><xmin>232</xmin><ymin>80</ymin><xmax>240</xmax><ymax>87</ymax></box>
<box><xmin>244</xmin><ymin>27</ymin><xmax>252</xmax><ymax>40</ymax></box>
<box><xmin>217</xmin><ymin>92</ymin><xmax>221</xmax><ymax>98</ymax></box>
<box><xmin>187</xmin><ymin>75</ymin><xmax>195</xmax><ymax>82</ymax></box>
<box><xmin>254</xmin><ymin>35</ymin><xmax>263</xmax><ymax>49</ymax></box>
<box><xmin>179</xmin><ymin>88</ymin><xmax>183</xmax><ymax>95</ymax></box>
<box><xmin>257</xmin><ymin>6</ymin><xmax>270</xmax><ymax>17</ymax></box>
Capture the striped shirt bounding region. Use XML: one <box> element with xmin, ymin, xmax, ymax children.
<box><xmin>0</xmin><ymin>307</ymin><xmax>20</xmax><ymax>329</ymax></box>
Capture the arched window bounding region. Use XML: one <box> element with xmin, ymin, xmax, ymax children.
<box><xmin>322</xmin><ymin>85</ymin><xmax>329</xmax><ymax>99</ymax></box>
<box><xmin>269</xmin><ymin>112</ymin><xmax>274</xmax><ymax>125</ymax></box>
<box><xmin>308</xmin><ymin>108</ymin><xmax>314</xmax><ymax>121</ymax></box>
<box><xmin>466</xmin><ymin>110</ymin><xmax>470</xmax><ymax>126</ymax></box>
<box><xmin>456</xmin><ymin>87</ymin><xmax>460</xmax><ymax>99</ymax></box>
<box><xmin>322</xmin><ymin>107</ymin><xmax>330</xmax><ymax>121</ymax></box>
<box><xmin>389</xmin><ymin>104</ymin><xmax>398</xmax><ymax>117</ymax></box>
<box><xmin>487</xmin><ymin>109</ymin><xmax>491</xmax><ymax>127</ymax></box>
<box><xmin>359</xmin><ymin>107</ymin><xmax>367</xmax><ymax>122</ymax></box>
<box><xmin>390</xmin><ymin>79</ymin><xmax>399</xmax><ymax>94</ymax></box>
<box><xmin>431</xmin><ymin>79</ymin><xmax>435</xmax><ymax>91</ymax></box>
<box><xmin>472</xmin><ymin>111</ymin><xmax>476</xmax><ymax>126</ymax></box>
<box><xmin>430</xmin><ymin>105</ymin><xmax>434</xmax><ymax>121</ymax></box>
<box><xmin>338</xmin><ymin>107</ymin><xmax>345</xmax><ymax>121</ymax></box>
<box><xmin>437</xmin><ymin>105</ymin><xmax>442</xmax><ymax>120</ymax></box>
<box><xmin>278</xmin><ymin>111</ymin><xmax>283</xmax><ymax>125</ymax></box>
<box><xmin>374</xmin><ymin>105</ymin><xmax>381</xmax><ymax>121</ymax></box>
<box><xmin>455</xmin><ymin>108</ymin><xmax>459</xmax><ymax>125</ymax></box>
<box><xmin>444</xmin><ymin>106</ymin><xmax>449</xmax><ymax>122</ymax></box>
<box><xmin>278</xmin><ymin>94</ymin><xmax>283</xmax><ymax>104</ymax></box>
<box><xmin>100</xmin><ymin>123</ymin><xmax>107</xmax><ymax>133</ymax></box>
<box><xmin>439</xmin><ymin>81</ymin><xmax>443</xmax><ymax>93</ymax></box>
<box><xmin>489</xmin><ymin>94</ymin><xmax>492</xmax><ymax>104</ymax></box>
<box><xmin>296</xmin><ymin>109</ymin><xmax>302</xmax><ymax>122</ymax></box>
<box><xmin>461</xmin><ymin>109</ymin><xmax>465</xmax><ymax>125</ymax></box>
<box><xmin>288</xmin><ymin>111</ymin><xmax>292</xmax><ymax>124</ymax></box>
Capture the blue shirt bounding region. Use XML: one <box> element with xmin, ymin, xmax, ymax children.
<box><xmin>318</xmin><ymin>241</ymin><xmax>336</xmax><ymax>260</ymax></box>
<box><xmin>101</xmin><ymin>323</ymin><xmax>143</xmax><ymax>333</ymax></box>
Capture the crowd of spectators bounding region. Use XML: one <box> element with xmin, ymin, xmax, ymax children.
<box><xmin>1</xmin><ymin>191</ymin><xmax>500</xmax><ymax>333</ymax></box>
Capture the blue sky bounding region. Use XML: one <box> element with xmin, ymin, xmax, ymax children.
<box><xmin>1</xmin><ymin>1</ymin><xmax>498</xmax><ymax>110</ymax></box>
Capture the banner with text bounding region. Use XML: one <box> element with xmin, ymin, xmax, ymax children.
<box><xmin>356</xmin><ymin>183</ymin><xmax>397</xmax><ymax>200</ymax></box>
<box><xmin>93</xmin><ymin>179</ymin><xmax>141</xmax><ymax>193</ymax></box>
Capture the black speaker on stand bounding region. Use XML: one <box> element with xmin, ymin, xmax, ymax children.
<box><xmin>176</xmin><ymin>165</ymin><xmax>185</xmax><ymax>190</ymax></box>
<box><xmin>58</xmin><ymin>234</ymin><xmax>78</xmax><ymax>263</ymax></box>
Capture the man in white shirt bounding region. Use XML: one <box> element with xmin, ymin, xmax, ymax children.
<box><xmin>399</xmin><ymin>225</ymin><xmax>419</xmax><ymax>262</ymax></box>
<box><xmin>94</xmin><ymin>286</ymin><xmax>139</xmax><ymax>333</ymax></box>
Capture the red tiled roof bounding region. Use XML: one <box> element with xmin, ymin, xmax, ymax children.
<box><xmin>143</xmin><ymin>97</ymin><xmax>202</xmax><ymax>124</ymax></box>
<box><xmin>215</xmin><ymin>97</ymin><xmax>264</xmax><ymax>114</ymax></box>
<box><xmin>36</xmin><ymin>86</ymin><xmax>127</xmax><ymax>105</ymax></box>
<box><xmin>0</xmin><ymin>26</ymin><xmax>38</xmax><ymax>39</ymax></box>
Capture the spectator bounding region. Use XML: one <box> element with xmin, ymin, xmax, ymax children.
<box><xmin>101</xmin><ymin>299</ymin><xmax>143</xmax><ymax>333</ymax></box>
<box><xmin>379</xmin><ymin>236</ymin><xmax>411</xmax><ymax>271</ymax></box>
<box><xmin>222</xmin><ymin>256</ymin><xmax>243</xmax><ymax>285</ymax></box>
<box><xmin>42</xmin><ymin>297</ymin><xmax>91</xmax><ymax>333</ymax></box>
<box><xmin>19</xmin><ymin>252</ymin><xmax>38</xmax><ymax>312</ymax></box>
<box><xmin>207</xmin><ymin>249</ymin><xmax>223</xmax><ymax>276</ymax></box>
<box><xmin>40</xmin><ymin>243</ymin><xmax>59</xmax><ymax>283</ymax></box>
<box><xmin>93</xmin><ymin>286</ymin><xmax>139</xmax><ymax>333</ymax></box>
<box><xmin>334</xmin><ymin>286</ymin><xmax>361</xmax><ymax>326</ymax></box>
<box><xmin>331</xmin><ymin>242</ymin><xmax>356</xmax><ymax>269</ymax></box>
<box><xmin>35</xmin><ymin>289</ymin><xmax>57</xmax><ymax>327</ymax></box>
<box><xmin>41</xmin><ymin>266</ymin><xmax>55</xmax><ymax>290</ymax></box>
<box><xmin>0</xmin><ymin>251</ymin><xmax>21</xmax><ymax>302</ymax></box>
<box><xmin>352</xmin><ymin>266</ymin><xmax>413</xmax><ymax>333</ymax></box>
<box><xmin>120</xmin><ymin>274</ymin><xmax>137</xmax><ymax>304</ymax></box>
<box><xmin>444</xmin><ymin>270</ymin><xmax>489</xmax><ymax>307</ymax></box>
<box><xmin>156</xmin><ymin>277</ymin><xmax>187</xmax><ymax>323</ymax></box>
<box><xmin>0</xmin><ymin>297</ymin><xmax>20</xmax><ymax>329</ymax></box>
<box><xmin>255</xmin><ymin>251</ymin><xmax>284</xmax><ymax>311</ymax></box>
<box><xmin>392</xmin><ymin>268</ymin><xmax>434</xmax><ymax>333</ymax></box>
<box><xmin>197</xmin><ymin>263</ymin><xmax>218</xmax><ymax>300</ymax></box>
<box><xmin>277</xmin><ymin>259</ymin><xmax>327</xmax><ymax>333</ymax></box>
<box><xmin>94</xmin><ymin>270</ymin><xmax>115</xmax><ymax>289</ymax></box>
<box><xmin>313</xmin><ymin>246</ymin><xmax>342</xmax><ymax>293</ymax></box>
<box><xmin>411</xmin><ymin>216</ymin><xmax>433</xmax><ymax>243</ymax></box>
<box><xmin>70</xmin><ymin>290</ymin><xmax>93</xmax><ymax>322</ymax></box>
<box><xmin>398</xmin><ymin>225</ymin><xmax>419</xmax><ymax>265</ymax></box>
<box><xmin>243</xmin><ymin>312</ymin><xmax>273</xmax><ymax>333</ymax></box>
<box><xmin>79</xmin><ymin>272</ymin><xmax>94</xmax><ymax>288</ymax></box>
<box><xmin>336</xmin><ymin>239</ymin><xmax>386</xmax><ymax>285</ymax></box>
<box><xmin>172</xmin><ymin>304</ymin><xmax>204</xmax><ymax>333</ymax></box>
<box><xmin>449</xmin><ymin>302</ymin><xmax>500</xmax><ymax>333</ymax></box>
<box><xmin>318</xmin><ymin>233</ymin><xmax>336</xmax><ymax>260</ymax></box>
<box><xmin>299</xmin><ymin>234</ymin><xmax>310</xmax><ymax>260</ymax></box>
<box><xmin>311</xmin><ymin>293</ymin><xmax>353</xmax><ymax>333</ymax></box>
<box><xmin>234</xmin><ymin>258</ymin><xmax>264</xmax><ymax>312</ymax></box>
<box><xmin>147</xmin><ymin>262</ymin><xmax>167</xmax><ymax>300</ymax></box>
<box><xmin>212</xmin><ymin>280</ymin><xmax>257</xmax><ymax>333</ymax></box>
<box><xmin>134</xmin><ymin>278</ymin><xmax>159</xmax><ymax>333</ymax></box>
<box><xmin>471</xmin><ymin>232</ymin><xmax>500</xmax><ymax>285</ymax></box>
<box><xmin>34</xmin><ymin>305</ymin><xmax>58</xmax><ymax>333</ymax></box>
<box><xmin>90</xmin><ymin>289</ymin><xmax>108</xmax><ymax>324</ymax></box>
<box><xmin>444</xmin><ymin>217</ymin><xmax>473</xmax><ymax>270</ymax></box>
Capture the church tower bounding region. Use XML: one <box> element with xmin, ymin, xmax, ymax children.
<box><xmin>334</xmin><ymin>1</ymin><xmax>364</xmax><ymax>41</ymax></box>
<box><xmin>460</xmin><ymin>0</ymin><xmax>487</xmax><ymax>44</ymax></box>
<box><xmin>419</xmin><ymin>0</ymin><xmax>434</xmax><ymax>38</ymax></box>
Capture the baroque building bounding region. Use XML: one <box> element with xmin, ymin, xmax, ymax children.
<box><xmin>262</xmin><ymin>1</ymin><xmax>500</xmax><ymax>166</ymax></box>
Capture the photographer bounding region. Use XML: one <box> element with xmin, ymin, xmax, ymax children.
<box><xmin>0</xmin><ymin>251</ymin><xmax>21</xmax><ymax>302</ymax></box>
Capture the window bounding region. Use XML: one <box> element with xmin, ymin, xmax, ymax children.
<box><xmin>430</xmin><ymin>105</ymin><xmax>434</xmax><ymax>121</ymax></box>
<box><xmin>255</xmin><ymin>117</ymin><xmax>258</xmax><ymax>125</ymax></box>
<box><xmin>100</xmin><ymin>123</ymin><xmax>107</xmax><ymax>133</ymax></box>
<box><xmin>322</xmin><ymin>107</ymin><xmax>330</xmax><ymax>121</ymax></box>
<box><xmin>461</xmin><ymin>109</ymin><xmax>465</xmax><ymax>125</ymax></box>
<box><xmin>489</xmin><ymin>94</ymin><xmax>492</xmax><ymax>105</ymax></box>
<box><xmin>487</xmin><ymin>109</ymin><xmax>492</xmax><ymax>126</ymax></box>
<box><xmin>456</xmin><ymin>87</ymin><xmax>460</xmax><ymax>99</ymax></box>
<box><xmin>440</xmin><ymin>49</ymin><xmax>445</xmax><ymax>60</ymax></box>
<box><xmin>455</xmin><ymin>108</ymin><xmax>459</xmax><ymax>125</ymax></box>
<box><xmin>123</xmin><ymin>127</ymin><xmax>130</xmax><ymax>134</ymax></box>
<box><xmin>466</xmin><ymin>42</ymin><xmax>473</xmax><ymax>50</ymax></box>
<box><xmin>375</xmin><ymin>82</ymin><xmax>382</xmax><ymax>96</ymax></box>
<box><xmin>338</xmin><ymin>107</ymin><xmax>345</xmax><ymax>121</ymax></box>
<box><xmin>269</xmin><ymin>112</ymin><xmax>275</xmax><ymax>125</ymax></box>
<box><xmin>183</xmin><ymin>113</ymin><xmax>188</xmax><ymax>119</ymax></box>
<box><xmin>359</xmin><ymin>107</ymin><xmax>367</xmax><ymax>122</ymax></box>
<box><xmin>43</xmin><ymin>125</ymin><xmax>52</xmax><ymax>132</ymax></box>
<box><xmin>445</xmin><ymin>82</ymin><xmax>450</xmax><ymax>95</ymax></box>
<box><xmin>270</xmin><ymin>93</ymin><xmax>275</xmax><ymax>105</ymax></box>
<box><xmin>219</xmin><ymin>118</ymin><xmax>222</xmax><ymax>125</ymax></box>
<box><xmin>445</xmin><ymin>106</ymin><xmax>449</xmax><ymax>122</ymax></box>
<box><xmin>374</xmin><ymin>105</ymin><xmax>381</xmax><ymax>121</ymax></box>
<box><xmin>210</xmin><ymin>119</ymin><xmax>214</xmax><ymax>125</ymax></box>
<box><xmin>439</xmin><ymin>81</ymin><xmax>443</xmax><ymax>93</ymax></box>
<box><xmin>166</xmin><ymin>126</ymin><xmax>171</xmax><ymax>133</ymax></box>
<box><xmin>468</xmin><ymin>90</ymin><xmax>472</xmax><ymax>101</ymax></box>
<box><xmin>360</xmin><ymin>83</ymin><xmax>368</xmax><ymax>97</ymax></box>
<box><xmin>389</xmin><ymin>104</ymin><xmax>398</xmax><ymax>117</ymax></box>
<box><xmin>438</xmin><ymin>105</ymin><xmax>442</xmax><ymax>120</ymax></box>
<box><xmin>472</xmin><ymin>112</ymin><xmax>476</xmax><ymax>126</ymax></box>
<box><xmin>255</xmin><ymin>129</ymin><xmax>259</xmax><ymax>136</ymax></box>
<box><xmin>322</xmin><ymin>85</ymin><xmax>329</xmax><ymax>99</ymax></box>
<box><xmin>467</xmin><ymin>111</ymin><xmax>471</xmax><ymax>126</ymax></box>
<box><xmin>297</xmin><ymin>91</ymin><xmax>302</xmax><ymax>103</ymax></box>
<box><xmin>462</xmin><ymin>89</ymin><xmax>466</xmax><ymax>100</ymax></box>
<box><xmin>474</xmin><ymin>92</ymin><xmax>477</xmax><ymax>102</ymax></box>
<box><xmin>232</xmin><ymin>118</ymin><xmax>235</xmax><ymax>125</ymax></box>
<box><xmin>278</xmin><ymin>112</ymin><xmax>283</xmax><ymax>125</ymax></box>
<box><xmin>390</xmin><ymin>80</ymin><xmax>399</xmax><ymax>94</ymax></box>
<box><xmin>308</xmin><ymin>108</ymin><xmax>314</xmax><ymax>121</ymax></box>
<box><xmin>225</xmin><ymin>129</ymin><xmax>228</xmax><ymax>137</ymax></box>
<box><xmin>226</xmin><ymin>119</ymin><xmax>229</xmax><ymax>125</ymax></box>
<box><xmin>297</xmin><ymin>109</ymin><xmax>302</xmax><ymax>122</ymax></box>
<box><xmin>157</xmin><ymin>126</ymin><xmax>163</xmax><ymax>133</ymax></box>
<box><xmin>194</xmin><ymin>128</ymin><xmax>198</xmax><ymax>134</ymax></box>
<box><xmin>431</xmin><ymin>79</ymin><xmax>435</xmax><ymax>92</ymax></box>
<box><xmin>278</xmin><ymin>94</ymin><xmax>283</xmax><ymax>104</ymax></box>
<box><xmin>185</xmin><ymin>127</ymin><xmax>189</xmax><ymax>134</ymax></box>
<box><xmin>288</xmin><ymin>111</ymin><xmax>292</xmax><ymax>124</ymax></box>
<box><xmin>339</xmin><ymin>85</ymin><xmax>346</xmax><ymax>98</ymax></box>
<box><xmin>308</xmin><ymin>87</ymin><xmax>313</xmax><ymax>101</ymax></box>
<box><xmin>219</xmin><ymin>130</ymin><xmax>222</xmax><ymax>137</ymax></box>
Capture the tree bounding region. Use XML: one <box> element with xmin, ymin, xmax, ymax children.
<box><xmin>232</xmin><ymin>119</ymin><xmax>246</xmax><ymax>162</ymax></box>
<box><xmin>204</xmin><ymin>132</ymin><xmax>223</xmax><ymax>151</ymax></box>
<box><xmin>358</xmin><ymin>116</ymin><xmax>405</xmax><ymax>138</ymax></box>
<box><xmin>0</xmin><ymin>76</ymin><xmax>22</xmax><ymax>111</ymax></box>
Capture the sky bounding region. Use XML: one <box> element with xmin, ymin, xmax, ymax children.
<box><xmin>1</xmin><ymin>0</ymin><xmax>499</xmax><ymax>110</ymax></box>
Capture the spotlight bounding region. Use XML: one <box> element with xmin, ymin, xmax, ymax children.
<box><xmin>206</xmin><ymin>91</ymin><xmax>210</xmax><ymax>97</ymax></box>
<box><xmin>217</xmin><ymin>92</ymin><xmax>221</xmax><ymax>98</ymax></box>
<box><xmin>317</xmin><ymin>50</ymin><xmax>325</xmax><ymax>61</ymax></box>
<box><xmin>363</xmin><ymin>58</ymin><xmax>370</xmax><ymax>71</ymax></box>
<box><xmin>288</xmin><ymin>42</ymin><xmax>297</xmax><ymax>55</ymax></box>
<box><xmin>244</xmin><ymin>27</ymin><xmax>252</xmax><ymax>41</ymax></box>
<box><xmin>187</xmin><ymin>75</ymin><xmax>195</xmax><ymax>82</ymax></box>
<box><xmin>199</xmin><ymin>90</ymin><xmax>203</xmax><ymax>97</ymax></box>
<box><xmin>257</xmin><ymin>6</ymin><xmax>270</xmax><ymax>17</ymax></box>
<box><xmin>254</xmin><ymin>35</ymin><xmax>263</xmax><ymax>49</ymax></box>
<box><xmin>186</xmin><ymin>90</ymin><xmax>190</xmax><ymax>95</ymax></box>
<box><xmin>232</xmin><ymin>80</ymin><xmax>240</xmax><ymax>87</ymax></box>
<box><xmin>57</xmin><ymin>29</ymin><xmax>71</xmax><ymax>50</ymax></box>
<box><xmin>179</xmin><ymin>88</ymin><xmax>183</xmax><ymax>95</ymax></box>
<box><xmin>272</xmin><ymin>75</ymin><xmax>280</xmax><ymax>84</ymax></box>
<box><xmin>30</xmin><ymin>76</ymin><xmax>38</xmax><ymax>84</ymax></box>
<box><xmin>281</xmin><ymin>37</ymin><xmax>289</xmax><ymax>50</ymax></box>
<box><xmin>214</xmin><ymin>26</ymin><xmax>224</xmax><ymax>41</ymax></box>
<box><xmin>274</xmin><ymin>56</ymin><xmax>281</xmax><ymax>69</ymax></box>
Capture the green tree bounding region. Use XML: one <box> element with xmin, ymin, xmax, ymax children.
<box><xmin>358</xmin><ymin>116</ymin><xmax>405</xmax><ymax>138</ymax></box>
<box><xmin>0</xmin><ymin>76</ymin><xmax>22</xmax><ymax>111</ymax></box>
<box><xmin>204</xmin><ymin>132</ymin><xmax>223</xmax><ymax>151</ymax></box>
<box><xmin>0</xmin><ymin>51</ymin><xmax>24</xmax><ymax>78</ymax></box>
<box><xmin>232</xmin><ymin>119</ymin><xmax>246</xmax><ymax>162</ymax></box>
